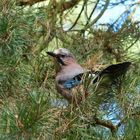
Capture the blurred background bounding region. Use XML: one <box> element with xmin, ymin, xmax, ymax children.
<box><xmin>0</xmin><ymin>0</ymin><xmax>140</xmax><ymax>139</ymax></box>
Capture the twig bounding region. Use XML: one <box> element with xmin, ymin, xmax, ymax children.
<box><xmin>94</xmin><ymin>117</ymin><xmax>116</xmax><ymax>133</ymax></box>
<box><xmin>68</xmin><ymin>0</ymin><xmax>87</xmax><ymax>30</ymax></box>
<box><xmin>17</xmin><ymin>0</ymin><xmax>45</xmax><ymax>6</ymax></box>
<box><xmin>17</xmin><ymin>0</ymin><xmax>81</xmax><ymax>13</ymax></box>
<box><xmin>85</xmin><ymin>0</ymin><xmax>100</xmax><ymax>26</ymax></box>
<box><xmin>83</xmin><ymin>0</ymin><xmax>110</xmax><ymax>30</ymax></box>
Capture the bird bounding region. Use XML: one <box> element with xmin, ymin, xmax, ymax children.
<box><xmin>47</xmin><ymin>48</ymin><xmax>131</xmax><ymax>105</ymax></box>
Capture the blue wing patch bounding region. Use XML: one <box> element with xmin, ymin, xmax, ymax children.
<box><xmin>63</xmin><ymin>78</ymin><xmax>81</xmax><ymax>89</ymax></box>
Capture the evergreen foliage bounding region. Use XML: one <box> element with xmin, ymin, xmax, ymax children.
<box><xmin>0</xmin><ymin>0</ymin><xmax>140</xmax><ymax>139</ymax></box>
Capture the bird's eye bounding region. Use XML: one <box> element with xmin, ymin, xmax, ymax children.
<box><xmin>60</xmin><ymin>55</ymin><xmax>66</xmax><ymax>58</ymax></box>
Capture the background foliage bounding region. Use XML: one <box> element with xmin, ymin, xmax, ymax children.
<box><xmin>0</xmin><ymin>0</ymin><xmax>140</xmax><ymax>139</ymax></box>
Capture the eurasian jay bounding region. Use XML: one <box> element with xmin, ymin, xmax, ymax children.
<box><xmin>47</xmin><ymin>48</ymin><xmax>131</xmax><ymax>105</ymax></box>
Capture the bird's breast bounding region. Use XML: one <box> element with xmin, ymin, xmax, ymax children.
<box><xmin>56</xmin><ymin>64</ymin><xmax>85</xmax><ymax>82</ymax></box>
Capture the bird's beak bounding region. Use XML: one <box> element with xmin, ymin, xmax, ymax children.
<box><xmin>47</xmin><ymin>51</ymin><xmax>65</xmax><ymax>65</ymax></box>
<box><xmin>47</xmin><ymin>52</ymin><xmax>57</xmax><ymax>58</ymax></box>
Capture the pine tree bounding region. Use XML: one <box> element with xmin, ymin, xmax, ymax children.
<box><xmin>0</xmin><ymin>0</ymin><xmax>140</xmax><ymax>139</ymax></box>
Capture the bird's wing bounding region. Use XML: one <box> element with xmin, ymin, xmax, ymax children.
<box><xmin>62</xmin><ymin>72</ymin><xmax>98</xmax><ymax>89</ymax></box>
<box><xmin>63</xmin><ymin>62</ymin><xmax>131</xmax><ymax>89</ymax></box>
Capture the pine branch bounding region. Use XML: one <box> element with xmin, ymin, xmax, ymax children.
<box><xmin>61</xmin><ymin>0</ymin><xmax>81</xmax><ymax>12</ymax></box>
<box><xmin>17</xmin><ymin>0</ymin><xmax>81</xmax><ymax>12</ymax></box>
<box><xmin>16</xmin><ymin>0</ymin><xmax>45</xmax><ymax>6</ymax></box>
<box><xmin>68</xmin><ymin>0</ymin><xmax>87</xmax><ymax>30</ymax></box>
<box><xmin>94</xmin><ymin>117</ymin><xmax>116</xmax><ymax>133</ymax></box>
<box><xmin>83</xmin><ymin>0</ymin><xmax>110</xmax><ymax>30</ymax></box>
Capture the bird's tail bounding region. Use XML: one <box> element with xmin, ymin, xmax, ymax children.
<box><xmin>92</xmin><ymin>62</ymin><xmax>131</xmax><ymax>83</ymax></box>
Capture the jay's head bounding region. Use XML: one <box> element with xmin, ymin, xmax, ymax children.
<box><xmin>47</xmin><ymin>48</ymin><xmax>76</xmax><ymax>66</ymax></box>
